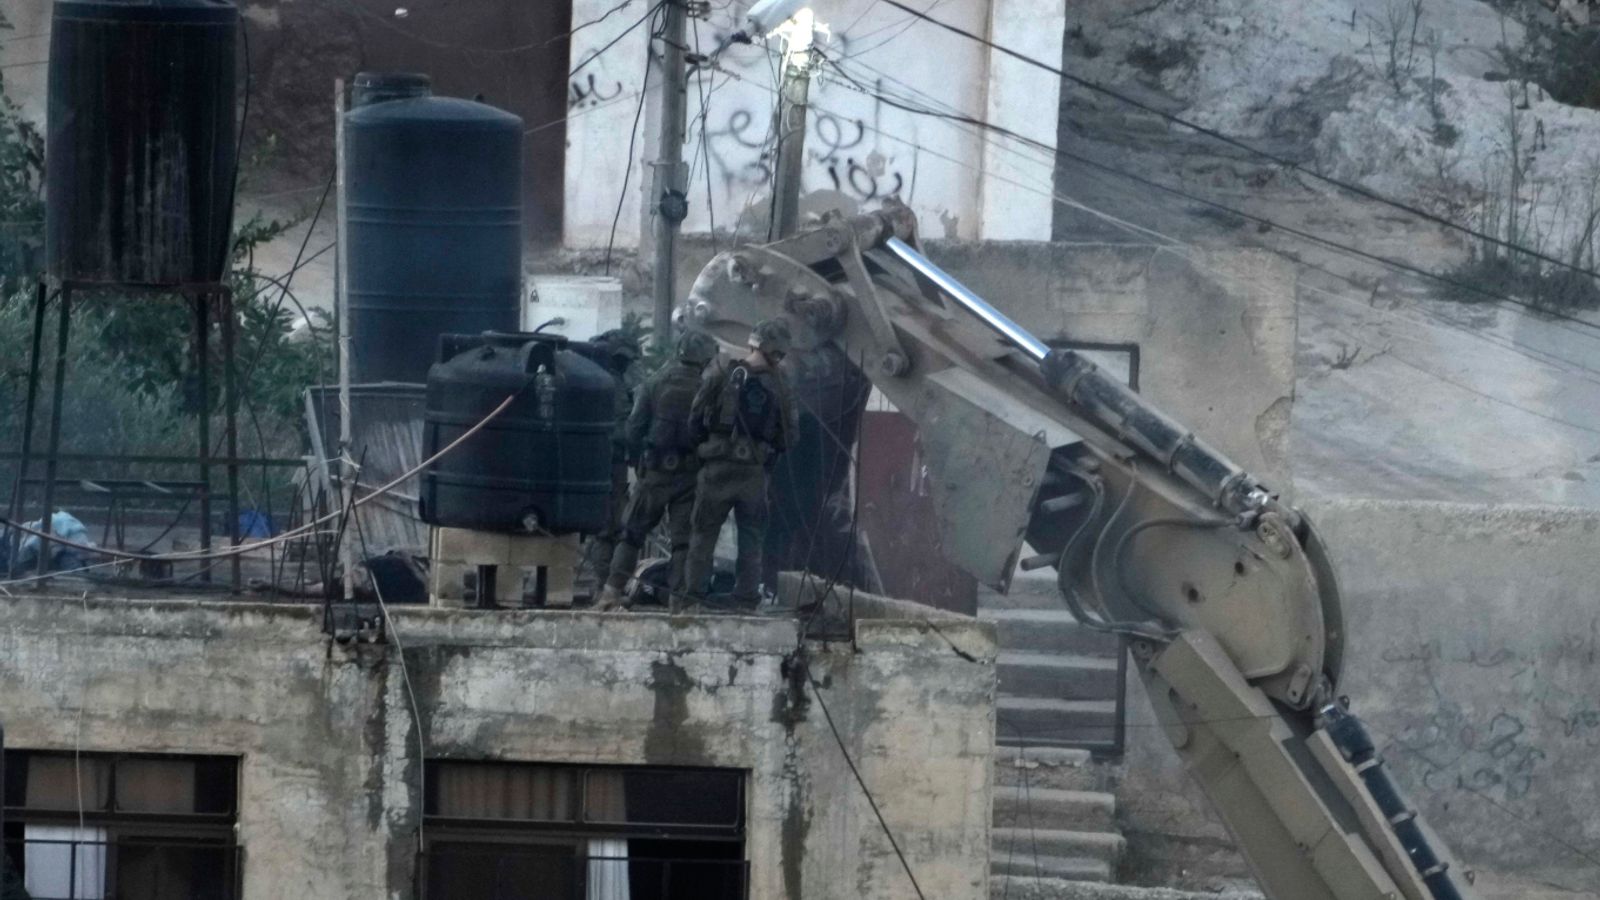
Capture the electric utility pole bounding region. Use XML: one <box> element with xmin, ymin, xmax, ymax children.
<box><xmin>649</xmin><ymin>0</ymin><xmax>690</xmax><ymax>352</ymax></box>
<box><xmin>769</xmin><ymin>25</ymin><xmax>818</xmax><ymax>241</ymax></box>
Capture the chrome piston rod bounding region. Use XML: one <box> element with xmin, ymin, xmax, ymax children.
<box><xmin>881</xmin><ymin>235</ymin><xmax>1260</xmax><ymax>512</ymax></box>
<box><xmin>883</xmin><ymin>237</ymin><xmax>1051</xmax><ymax>362</ymax></box>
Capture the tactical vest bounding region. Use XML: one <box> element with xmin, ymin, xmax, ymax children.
<box><xmin>641</xmin><ymin>363</ymin><xmax>702</xmax><ymax>471</ymax></box>
<box><xmin>715</xmin><ymin>362</ymin><xmax>783</xmax><ymax>449</ymax></box>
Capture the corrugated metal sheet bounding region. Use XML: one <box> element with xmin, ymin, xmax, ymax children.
<box><xmin>308</xmin><ymin>384</ymin><xmax>427</xmax><ymax>554</ymax></box>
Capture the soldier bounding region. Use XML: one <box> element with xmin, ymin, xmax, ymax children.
<box><xmin>595</xmin><ymin>330</ymin><xmax>720</xmax><ymax>612</ymax></box>
<box><xmin>584</xmin><ymin>329</ymin><xmax>642</xmax><ymax>589</ymax></box>
<box><xmin>681</xmin><ymin>318</ymin><xmax>799</xmax><ymax>608</ymax></box>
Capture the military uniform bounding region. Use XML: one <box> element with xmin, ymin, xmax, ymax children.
<box><xmin>682</xmin><ymin>329</ymin><xmax>798</xmax><ymax>604</ymax></box>
<box><xmin>584</xmin><ymin>332</ymin><xmax>642</xmax><ymax>585</ymax></box>
<box><xmin>602</xmin><ymin>333</ymin><xmax>716</xmax><ymax>608</ymax></box>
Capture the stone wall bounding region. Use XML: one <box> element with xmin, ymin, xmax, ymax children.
<box><xmin>1113</xmin><ymin>499</ymin><xmax>1600</xmax><ymax>896</ymax></box>
<box><xmin>0</xmin><ymin>597</ymin><xmax>996</xmax><ymax>900</ymax></box>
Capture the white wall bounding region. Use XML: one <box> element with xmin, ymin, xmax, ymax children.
<box><xmin>562</xmin><ymin>0</ymin><xmax>1066</xmax><ymax>249</ymax></box>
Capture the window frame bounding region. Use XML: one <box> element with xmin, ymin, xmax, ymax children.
<box><xmin>422</xmin><ymin>760</ymin><xmax>747</xmax><ymax>843</ymax></box>
<box><xmin>2</xmin><ymin>749</ymin><xmax>244</xmax><ymax>900</ymax></box>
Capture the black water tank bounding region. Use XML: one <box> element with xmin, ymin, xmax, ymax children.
<box><xmin>346</xmin><ymin>95</ymin><xmax>523</xmax><ymax>384</ymax></box>
<box><xmin>46</xmin><ymin>0</ymin><xmax>239</xmax><ymax>286</ymax></box>
<box><xmin>351</xmin><ymin>71</ymin><xmax>431</xmax><ymax>108</ymax></box>
<box><xmin>421</xmin><ymin>333</ymin><xmax>615</xmax><ymax>534</ymax></box>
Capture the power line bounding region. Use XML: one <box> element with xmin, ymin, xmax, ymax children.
<box><xmin>812</xmin><ymin>51</ymin><xmax>1600</xmax><ymax>338</ymax></box>
<box><xmin>873</xmin><ymin>0</ymin><xmax>1600</xmax><ymax>290</ymax></box>
<box><xmin>801</xmin><ymin>657</ymin><xmax>929</xmax><ymax>900</ymax></box>
<box><xmin>834</xmin><ymin>0</ymin><xmax>952</xmax><ymax>62</ymax></box>
<box><xmin>332</xmin><ymin>0</ymin><xmax>644</xmax><ymax>56</ymax></box>
<box><xmin>571</xmin><ymin>1</ymin><xmax>667</xmax><ymax>80</ymax></box>
<box><xmin>819</xmin><ymin>50</ymin><xmax>1600</xmax><ymax>378</ymax></box>
<box><xmin>711</xmin><ymin>58</ymin><xmax>1600</xmax><ymax>438</ymax></box>
<box><xmin>603</xmin><ymin>6</ymin><xmax>663</xmax><ymax>275</ymax></box>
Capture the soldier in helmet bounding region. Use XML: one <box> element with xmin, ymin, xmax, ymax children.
<box><xmin>596</xmin><ymin>329</ymin><xmax>720</xmax><ymax>611</ymax></box>
<box><xmin>584</xmin><ymin>329</ymin><xmax>643</xmax><ymax>588</ymax></box>
<box><xmin>681</xmin><ymin>318</ymin><xmax>799</xmax><ymax>608</ymax></box>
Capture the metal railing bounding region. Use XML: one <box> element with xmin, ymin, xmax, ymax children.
<box><xmin>1</xmin><ymin>836</ymin><xmax>241</xmax><ymax>900</ymax></box>
<box><xmin>421</xmin><ymin>849</ymin><xmax>749</xmax><ymax>900</ymax></box>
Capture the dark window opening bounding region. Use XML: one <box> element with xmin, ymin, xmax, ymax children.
<box><xmin>2</xmin><ymin>751</ymin><xmax>241</xmax><ymax>900</ymax></box>
<box><xmin>1049</xmin><ymin>340</ymin><xmax>1140</xmax><ymax>391</ymax></box>
<box><xmin>422</xmin><ymin>762</ymin><xmax>747</xmax><ymax>900</ymax></box>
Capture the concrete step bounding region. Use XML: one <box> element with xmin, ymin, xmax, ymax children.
<box><xmin>997</xmin><ymin>697</ymin><xmax>1119</xmax><ymax>747</ymax></box>
<box><xmin>994</xmin><ymin>748</ymin><xmax>1120</xmax><ymax>794</ymax></box>
<box><xmin>992</xmin><ymin>828</ymin><xmax>1125</xmax><ymax>882</ymax></box>
<box><xmin>991</xmin><ymin>854</ymin><xmax>1113</xmax><ymax>883</ymax></box>
<box><xmin>979</xmin><ymin>571</ymin><xmax>1067</xmax><ymax>611</ymax></box>
<box><xmin>999</xmin><ymin>650</ymin><xmax>1120</xmax><ymax>700</ymax></box>
<box><xmin>994</xmin><ymin>827</ymin><xmax>1125</xmax><ymax>863</ymax></box>
<box><xmin>993</xmin><ymin>785</ymin><xmax>1116</xmax><ymax>832</ymax></box>
<box><xmin>989</xmin><ymin>875</ymin><xmax>1264</xmax><ymax>900</ymax></box>
<box><xmin>994</xmin><ymin>744</ymin><xmax>1093</xmax><ymax>768</ymax></box>
<box><xmin>979</xmin><ymin>608</ymin><xmax>1123</xmax><ymax>657</ymax></box>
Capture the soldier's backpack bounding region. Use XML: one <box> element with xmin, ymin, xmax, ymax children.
<box><xmin>716</xmin><ymin>363</ymin><xmax>782</xmax><ymax>448</ymax></box>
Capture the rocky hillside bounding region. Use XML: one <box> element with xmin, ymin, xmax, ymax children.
<box><xmin>1049</xmin><ymin>0</ymin><xmax>1600</xmax><ymax>506</ymax></box>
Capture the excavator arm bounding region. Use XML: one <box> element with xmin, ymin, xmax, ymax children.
<box><xmin>680</xmin><ymin>206</ymin><xmax>1476</xmax><ymax>900</ymax></box>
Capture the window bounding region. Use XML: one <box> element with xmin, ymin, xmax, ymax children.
<box><xmin>1049</xmin><ymin>340</ymin><xmax>1141</xmax><ymax>391</ymax></box>
<box><xmin>2</xmin><ymin>751</ymin><xmax>240</xmax><ymax>900</ymax></box>
<box><xmin>422</xmin><ymin>762</ymin><xmax>746</xmax><ymax>900</ymax></box>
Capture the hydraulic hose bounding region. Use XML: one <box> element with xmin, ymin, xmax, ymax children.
<box><xmin>1322</xmin><ymin>705</ymin><xmax>1466</xmax><ymax>900</ymax></box>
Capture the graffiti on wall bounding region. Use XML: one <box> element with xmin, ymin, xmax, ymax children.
<box><xmin>1375</xmin><ymin>621</ymin><xmax>1599</xmax><ymax>805</ymax></box>
<box><xmin>569</xmin><ymin>72</ymin><xmax>624</xmax><ymax>109</ymax></box>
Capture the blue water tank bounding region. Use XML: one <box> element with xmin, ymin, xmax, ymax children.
<box><xmin>421</xmin><ymin>332</ymin><xmax>615</xmax><ymax>534</ymax></box>
<box><xmin>345</xmin><ymin>93</ymin><xmax>523</xmax><ymax>384</ymax></box>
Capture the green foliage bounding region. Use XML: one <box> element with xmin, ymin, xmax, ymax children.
<box><xmin>94</xmin><ymin>212</ymin><xmax>332</xmax><ymax>424</ymax></box>
<box><xmin>0</xmin><ymin>21</ymin><xmax>331</xmax><ymax>465</ymax></box>
<box><xmin>1518</xmin><ymin>17</ymin><xmax>1600</xmax><ymax>110</ymax></box>
<box><xmin>1445</xmin><ymin>86</ymin><xmax>1600</xmax><ymax>313</ymax></box>
<box><xmin>0</xmin><ymin>12</ymin><xmax>44</xmax><ymax>291</ymax></box>
<box><xmin>1490</xmin><ymin>3</ymin><xmax>1600</xmax><ymax>110</ymax></box>
<box><xmin>0</xmin><ymin>287</ymin><xmax>191</xmax><ymax>469</ymax></box>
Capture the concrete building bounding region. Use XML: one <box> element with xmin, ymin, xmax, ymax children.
<box><xmin>3</xmin><ymin>1</ymin><xmax>1597</xmax><ymax>897</ymax></box>
<box><xmin>565</xmin><ymin>0</ymin><xmax>1065</xmax><ymax>248</ymax></box>
<box><xmin>0</xmin><ymin>0</ymin><xmax>1065</xmax><ymax>250</ymax></box>
<box><xmin>0</xmin><ymin>589</ymin><xmax>996</xmax><ymax>900</ymax></box>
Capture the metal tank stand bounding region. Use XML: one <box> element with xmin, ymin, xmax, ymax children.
<box><xmin>5</xmin><ymin>279</ymin><xmax>243</xmax><ymax>591</ymax></box>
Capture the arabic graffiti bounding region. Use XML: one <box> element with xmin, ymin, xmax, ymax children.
<box><xmin>1375</xmin><ymin>624</ymin><xmax>1599</xmax><ymax>805</ymax></box>
<box><xmin>569</xmin><ymin>73</ymin><xmax>623</xmax><ymax>109</ymax></box>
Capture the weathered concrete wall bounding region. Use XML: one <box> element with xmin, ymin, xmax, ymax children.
<box><xmin>0</xmin><ymin>598</ymin><xmax>995</xmax><ymax>900</ymax></box>
<box><xmin>1113</xmin><ymin>499</ymin><xmax>1600</xmax><ymax>896</ymax></box>
<box><xmin>1327</xmin><ymin>500</ymin><xmax>1600</xmax><ymax>894</ymax></box>
<box><xmin>924</xmin><ymin>242</ymin><xmax>1297</xmax><ymax>487</ymax></box>
<box><xmin>568</xmin><ymin>0</ymin><xmax>1064</xmax><ymax>249</ymax></box>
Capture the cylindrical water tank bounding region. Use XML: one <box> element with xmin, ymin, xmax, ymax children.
<box><xmin>421</xmin><ymin>333</ymin><xmax>615</xmax><ymax>535</ymax></box>
<box><xmin>351</xmin><ymin>71</ymin><xmax>432</xmax><ymax>108</ymax></box>
<box><xmin>46</xmin><ymin>0</ymin><xmax>239</xmax><ymax>286</ymax></box>
<box><xmin>346</xmin><ymin>95</ymin><xmax>523</xmax><ymax>384</ymax></box>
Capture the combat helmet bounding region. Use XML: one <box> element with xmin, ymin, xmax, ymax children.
<box><xmin>748</xmin><ymin>318</ymin><xmax>793</xmax><ymax>360</ymax></box>
<box><xmin>676</xmin><ymin>329</ymin><xmax>719</xmax><ymax>365</ymax></box>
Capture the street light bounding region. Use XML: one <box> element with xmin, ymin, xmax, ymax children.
<box><xmin>743</xmin><ymin>0</ymin><xmax>813</xmax><ymax>37</ymax></box>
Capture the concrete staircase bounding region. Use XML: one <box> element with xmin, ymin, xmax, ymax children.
<box><xmin>983</xmin><ymin>570</ymin><xmax>1129</xmax><ymax>890</ymax></box>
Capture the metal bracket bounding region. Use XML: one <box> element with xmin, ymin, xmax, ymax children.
<box><xmin>834</xmin><ymin>232</ymin><xmax>910</xmax><ymax>377</ymax></box>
